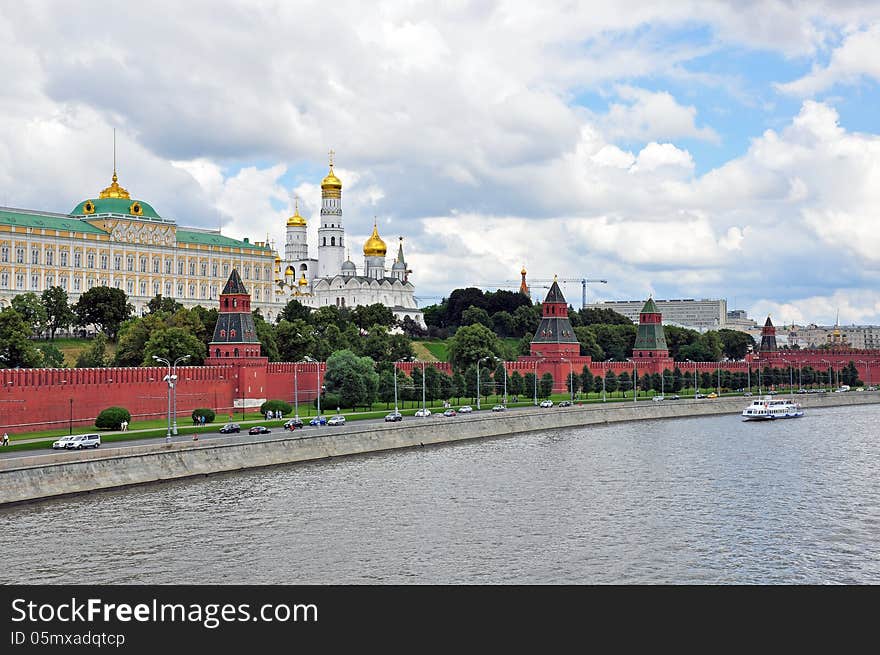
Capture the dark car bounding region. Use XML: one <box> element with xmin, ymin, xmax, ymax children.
<box><xmin>219</xmin><ymin>423</ymin><xmax>240</xmax><ymax>434</ymax></box>
<box><xmin>248</xmin><ymin>426</ymin><xmax>271</xmax><ymax>435</ymax></box>
<box><xmin>557</xmin><ymin>400</ymin><xmax>572</xmax><ymax>407</ymax></box>
<box><xmin>384</xmin><ymin>412</ymin><xmax>403</xmax><ymax>422</ymax></box>
<box><xmin>284</xmin><ymin>418</ymin><xmax>304</xmax><ymax>430</ymax></box>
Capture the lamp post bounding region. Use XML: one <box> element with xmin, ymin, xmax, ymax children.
<box><xmin>820</xmin><ymin>359</ymin><xmax>830</xmax><ymax>391</ymax></box>
<box><xmin>476</xmin><ymin>357</ymin><xmax>490</xmax><ymax>410</ymax></box>
<box><xmin>393</xmin><ymin>362</ymin><xmax>400</xmax><ymax>413</ymax></box>
<box><xmin>717</xmin><ymin>362</ymin><xmax>721</xmax><ymax>397</ymax></box>
<box><xmin>171</xmin><ymin>355</ymin><xmax>190</xmax><ymax>435</ymax></box>
<box><xmin>421</xmin><ymin>361</ymin><xmax>427</xmax><ymax>414</ymax></box>
<box><xmin>633</xmin><ymin>362</ymin><xmax>638</xmax><ymax>403</ymax></box>
<box><xmin>152</xmin><ymin>355</ymin><xmax>174</xmax><ymax>442</ymax></box>
<box><xmin>69</xmin><ymin>397</ymin><xmax>73</xmax><ymax>435</ymax></box>
<box><xmin>533</xmin><ymin>360</ymin><xmax>539</xmax><ymax>406</ymax></box>
<box><xmin>781</xmin><ymin>358</ymin><xmax>794</xmax><ymax>397</ymax></box>
<box><xmin>747</xmin><ymin>362</ymin><xmax>751</xmax><ymax>394</ymax></box>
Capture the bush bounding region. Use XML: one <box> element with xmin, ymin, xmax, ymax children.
<box><xmin>95</xmin><ymin>406</ymin><xmax>131</xmax><ymax>430</ymax></box>
<box><xmin>314</xmin><ymin>393</ymin><xmax>341</xmax><ymax>411</ymax></box>
<box><xmin>191</xmin><ymin>408</ymin><xmax>216</xmax><ymax>424</ymax></box>
<box><xmin>259</xmin><ymin>399</ymin><xmax>292</xmax><ymax>416</ymax></box>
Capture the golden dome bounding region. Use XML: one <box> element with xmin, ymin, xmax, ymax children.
<box><xmin>298</xmin><ymin>273</ymin><xmax>309</xmax><ymax>286</ymax></box>
<box><xmin>321</xmin><ymin>168</ymin><xmax>342</xmax><ymax>190</ymax></box>
<box><xmin>274</xmin><ymin>254</ymin><xmax>281</xmax><ymax>263</ymax></box>
<box><xmin>521</xmin><ymin>266</ymin><xmax>527</xmax><ymax>276</ymax></box>
<box><xmin>98</xmin><ymin>170</ymin><xmax>130</xmax><ymax>199</ymax></box>
<box><xmin>285</xmin><ymin>265</ymin><xmax>295</xmax><ymax>276</ymax></box>
<box><xmin>286</xmin><ymin>197</ymin><xmax>307</xmax><ymax>227</ymax></box>
<box><xmin>363</xmin><ymin>222</ymin><xmax>387</xmax><ymax>257</ymax></box>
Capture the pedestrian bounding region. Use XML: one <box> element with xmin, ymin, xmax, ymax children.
<box><xmin>2</xmin><ymin>432</ymin><xmax>8</xmax><ymax>447</ymax></box>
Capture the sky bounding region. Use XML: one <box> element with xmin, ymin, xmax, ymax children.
<box><xmin>1</xmin><ymin>0</ymin><xmax>879</xmax><ymax>326</ymax></box>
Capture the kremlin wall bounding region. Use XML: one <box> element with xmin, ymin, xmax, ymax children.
<box><xmin>1</xmin><ymin>273</ymin><xmax>879</xmax><ymax>435</ymax></box>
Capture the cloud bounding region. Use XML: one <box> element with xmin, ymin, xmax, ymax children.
<box><xmin>777</xmin><ymin>24</ymin><xmax>880</xmax><ymax>96</ymax></box>
<box><xmin>600</xmin><ymin>86</ymin><xmax>720</xmax><ymax>144</ymax></box>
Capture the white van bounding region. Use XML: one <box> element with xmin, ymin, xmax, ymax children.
<box><xmin>66</xmin><ymin>433</ymin><xmax>101</xmax><ymax>449</ymax></box>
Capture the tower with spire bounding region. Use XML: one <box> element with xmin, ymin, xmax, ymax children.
<box><xmin>519</xmin><ymin>266</ymin><xmax>529</xmax><ymax>297</ymax></box>
<box><xmin>391</xmin><ymin>237</ymin><xmax>409</xmax><ymax>282</ymax></box>
<box><xmin>758</xmin><ymin>315</ymin><xmax>778</xmax><ymax>352</ymax></box>
<box><xmin>317</xmin><ymin>149</ymin><xmax>345</xmax><ymax>278</ymax></box>
<box><xmin>529</xmin><ymin>277</ymin><xmax>580</xmax><ymax>358</ymax></box>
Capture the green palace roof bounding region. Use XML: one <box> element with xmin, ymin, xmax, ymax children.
<box><xmin>70</xmin><ymin>197</ymin><xmax>161</xmax><ymax>219</ymax></box>
<box><xmin>0</xmin><ymin>208</ymin><xmax>108</xmax><ymax>234</ymax></box>
<box><xmin>177</xmin><ymin>230</ymin><xmax>271</xmax><ymax>250</ymax></box>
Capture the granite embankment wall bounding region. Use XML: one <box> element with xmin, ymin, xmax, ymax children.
<box><xmin>2</xmin><ymin>392</ymin><xmax>878</xmax><ymax>505</ymax></box>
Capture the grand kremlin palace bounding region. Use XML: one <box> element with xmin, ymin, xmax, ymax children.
<box><xmin>0</xmin><ymin>168</ymin><xmax>278</xmax><ymax>319</ymax></box>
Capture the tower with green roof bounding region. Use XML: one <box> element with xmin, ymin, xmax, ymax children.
<box><xmin>529</xmin><ymin>278</ymin><xmax>580</xmax><ymax>359</ymax></box>
<box><xmin>632</xmin><ymin>296</ymin><xmax>669</xmax><ymax>361</ymax></box>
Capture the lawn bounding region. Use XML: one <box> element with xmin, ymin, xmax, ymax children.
<box><xmin>420</xmin><ymin>341</ymin><xmax>448</xmax><ymax>361</ymax></box>
<box><xmin>42</xmin><ymin>337</ymin><xmax>118</xmax><ymax>367</ymax></box>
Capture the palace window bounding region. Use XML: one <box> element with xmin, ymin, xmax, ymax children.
<box><xmin>74</xmin><ymin>252</ymin><xmax>82</xmax><ymax>268</ymax></box>
<box><xmin>114</xmin><ymin>279</ymin><xmax>121</xmax><ymax>289</ymax></box>
<box><xmin>153</xmin><ymin>281</ymin><xmax>160</xmax><ymax>295</ymax></box>
<box><xmin>46</xmin><ymin>275</ymin><xmax>53</xmax><ymax>287</ymax></box>
<box><xmin>165</xmin><ymin>282</ymin><xmax>172</xmax><ymax>296</ymax></box>
<box><xmin>60</xmin><ymin>251</ymin><xmax>68</xmax><ymax>267</ymax></box>
<box><xmin>0</xmin><ymin>272</ymin><xmax>7</xmax><ymax>288</ymax></box>
<box><xmin>255</xmin><ymin>288</ymin><xmax>261</xmax><ymax>300</ymax></box>
<box><xmin>73</xmin><ymin>278</ymin><xmax>80</xmax><ymax>291</ymax></box>
<box><xmin>114</xmin><ymin>255</ymin><xmax>121</xmax><ymax>270</ymax></box>
<box><xmin>46</xmin><ymin>250</ymin><xmax>54</xmax><ymax>265</ymax></box>
<box><xmin>127</xmin><ymin>280</ymin><xmax>134</xmax><ymax>294</ymax></box>
<box><xmin>165</xmin><ymin>259</ymin><xmax>172</xmax><ymax>274</ymax></box>
<box><xmin>16</xmin><ymin>247</ymin><xmax>24</xmax><ymax>263</ymax></box>
<box><xmin>140</xmin><ymin>257</ymin><xmax>147</xmax><ymax>272</ymax></box>
<box><xmin>212</xmin><ymin>263</ymin><xmax>218</xmax><ymax>277</ymax></box>
<box><xmin>177</xmin><ymin>283</ymin><xmax>184</xmax><ymax>297</ymax></box>
<box><xmin>139</xmin><ymin>281</ymin><xmax>147</xmax><ymax>295</ymax></box>
<box><xmin>31</xmin><ymin>249</ymin><xmax>39</xmax><ymax>264</ymax></box>
<box><xmin>223</xmin><ymin>263</ymin><xmax>229</xmax><ymax>277</ymax></box>
<box><xmin>15</xmin><ymin>273</ymin><xmax>23</xmax><ymax>289</ymax></box>
<box><xmin>60</xmin><ymin>277</ymin><xmax>68</xmax><ymax>290</ymax></box>
<box><xmin>178</xmin><ymin>261</ymin><xmax>184</xmax><ymax>275</ymax></box>
<box><xmin>189</xmin><ymin>262</ymin><xmax>196</xmax><ymax>276</ymax></box>
<box><xmin>153</xmin><ymin>258</ymin><xmax>160</xmax><ymax>273</ymax></box>
<box><xmin>31</xmin><ymin>274</ymin><xmax>39</xmax><ymax>290</ymax></box>
<box><xmin>210</xmin><ymin>285</ymin><xmax>217</xmax><ymax>299</ymax></box>
<box><xmin>243</xmin><ymin>265</ymin><xmax>250</xmax><ymax>280</ymax></box>
<box><xmin>189</xmin><ymin>284</ymin><xmax>195</xmax><ymax>298</ymax></box>
<box><xmin>127</xmin><ymin>255</ymin><xmax>134</xmax><ymax>271</ymax></box>
<box><xmin>100</xmin><ymin>254</ymin><xmax>108</xmax><ymax>269</ymax></box>
<box><xmin>87</xmin><ymin>277</ymin><xmax>95</xmax><ymax>289</ymax></box>
<box><xmin>255</xmin><ymin>266</ymin><xmax>260</xmax><ymax>280</ymax></box>
<box><xmin>265</xmin><ymin>266</ymin><xmax>271</xmax><ymax>280</ymax></box>
<box><xmin>0</xmin><ymin>246</ymin><xmax>8</xmax><ymax>262</ymax></box>
<box><xmin>87</xmin><ymin>253</ymin><xmax>95</xmax><ymax>268</ymax></box>
<box><xmin>200</xmin><ymin>284</ymin><xmax>207</xmax><ymax>299</ymax></box>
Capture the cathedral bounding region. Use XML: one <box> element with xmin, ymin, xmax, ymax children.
<box><xmin>273</xmin><ymin>154</ymin><xmax>425</xmax><ymax>327</ymax></box>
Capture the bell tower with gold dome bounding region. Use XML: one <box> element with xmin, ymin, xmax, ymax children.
<box><xmin>317</xmin><ymin>149</ymin><xmax>345</xmax><ymax>278</ymax></box>
<box><xmin>363</xmin><ymin>220</ymin><xmax>387</xmax><ymax>279</ymax></box>
<box><xmin>284</xmin><ymin>196</ymin><xmax>308</xmax><ymax>264</ymax></box>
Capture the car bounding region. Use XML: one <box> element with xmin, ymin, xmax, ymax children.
<box><xmin>743</xmin><ymin>391</ymin><xmax>753</xmax><ymax>396</ymax></box>
<box><xmin>767</xmin><ymin>390</ymin><xmax>778</xmax><ymax>395</ymax></box>
<box><xmin>66</xmin><ymin>433</ymin><xmax>100</xmax><ymax>449</ymax></box>
<box><xmin>414</xmin><ymin>408</ymin><xmax>432</xmax><ymax>417</ymax></box>
<box><xmin>669</xmin><ymin>394</ymin><xmax>680</xmax><ymax>400</ymax></box>
<box><xmin>557</xmin><ymin>400</ymin><xmax>572</xmax><ymax>407</ymax></box>
<box><xmin>52</xmin><ymin>435</ymin><xmax>77</xmax><ymax>449</ymax></box>
<box><xmin>458</xmin><ymin>406</ymin><xmax>473</xmax><ymax>413</ymax></box>
<box><xmin>539</xmin><ymin>400</ymin><xmax>553</xmax><ymax>408</ymax></box>
<box><xmin>309</xmin><ymin>416</ymin><xmax>327</xmax><ymax>426</ymax></box>
<box><xmin>867</xmin><ymin>386</ymin><xmax>877</xmax><ymax>391</ymax></box>
<box><xmin>327</xmin><ymin>415</ymin><xmax>346</xmax><ymax>426</ymax></box>
<box><xmin>796</xmin><ymin>388</ymin><xmax>808</xmax><ymax>394</ymax></box>
<box><xmin>694</xmin><ymin>393</ymin><xmax>705</xmax><ymax>398</ymax></box>
<box><xmin>442</xmin><ymin>409</ymin><xmax>457</xmax><ymax>417</ymax></box>
<box><xmin>384</xmin><ymin>412</ymin><xmax>403</xmax><ymax>422</ymax></box>
<box><xmin>283</xmin><ymin>418</ymin><xmax>304</xmax><ymax>430</ymax></box>
<box><xmin>219</xmin><ymin>423</ymin><xmax>241</xmax><ymax>434</ymax></box>
<box><xmin>706</xmin><ymin>392</ymin><xmax>718</xmax><ymax>399</ymax></box>
<box><xmin>652</xmin><ymin>395</ymin><xmax>665</xmax><ymax>402</ymax></box>
<box><xmin>491</xmin><ymin>405</ymin><xmax>506</xmax><ymax>412</ymax></box>
<box><xmin>248</xmin><ymin>426</ymin><xmax>271</xmax><ymax>435</ymax></box>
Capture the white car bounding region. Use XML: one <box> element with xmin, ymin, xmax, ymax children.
<box><xmin>652</xmin><ymin>395</ymin><xmax>665</xmax><ymax>402</ymax></box>
<box><xmin>414</xmin><ymin>408</ymin><xmax>432</xmax><ymax>417</ymax></box>
<box><xmin>458</xmin><ymin>406</ymin><xmax>473</xmax><ymax>413</ymax></box>
<box><xmin>327</xmin><ymin>415</ymin><xmax>346</xmax><ymax>426</ymax></box>
<box><xmin>66</xmin><ymin>433</ymin><xmax>101</xmax><ymax>449</ymax></box>
<box><xmin>491</xmin><ymin>405</ymin><xmax>506</xmax><ymax>412</ymax></box>
<box><xmin>539</xmin><ymin>400</ymin><xmax>553</xmax><ymax>408</ymax></box>
<box><xmin>52</xmin><ymin>435</ymin><xmax>77</xmax><ymax>449</ymax></box>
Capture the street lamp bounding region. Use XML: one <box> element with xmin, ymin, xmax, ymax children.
<box><xmin>171</xmin><ymin>355</ymin><xmax>190</xmax><ymax>435</ymax></box>
<box><xmin>476</xmin><ymin>357</ymin><xmax>490</xmax><ymax>410</ymax></box>
<box><xmin>152</xmin><ymin>355</ymin><xmax>176</xmax><ymax>442</ymax></box>
<box><xmin>820</xmin><ymin>359</ymin><xmax>831</xmax><ymax>391</ymax></box>
<box><xmin>420</xmin><ymin>360</ymin><xmax>427</xmax><ymax>414</ymax></box>
<box><xmin>781</xmin><ymin>358</ymin><xmax>794</xmax><ymax>396</ymax></box>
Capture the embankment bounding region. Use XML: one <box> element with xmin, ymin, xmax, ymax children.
<box><xmin>2</xmin><ymin>392</ymin><xmax>878</xmax><ymax>506</ymax></box>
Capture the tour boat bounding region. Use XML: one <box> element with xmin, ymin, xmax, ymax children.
<box><xmin>741</xmin><ymin>396</ymin><xmax>804</xmax><ymax>421</ymax></box>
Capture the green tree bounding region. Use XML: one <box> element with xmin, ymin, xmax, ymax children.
<box><xmin>12</xmin><ymin>292</ymin><xmax>48</xmax><ymax>337</ymax></box>
<box><xmin>323</xmin><ymin>349</ymin><xmax>379</xmax><ymax>408</ymax></box>
<box><xmin>604</xmin><ymin>370</ymin><xmax>618</xmax><ymax>396</ymax></box>
<box><xmin>279</xmin><ymin>298</ymin><xmax>312</xmax><ymax>324</ymax></box>
<box><xmin>351</xmin><ymin>303</ymin><xmax>396</xmax><ymax>330</ymax></box>
<box><xmin>492</xmin><ymin>311</ymin><xmax>515</xmax><ymax>338</ymax></box>
<box><xmin>576</xmin><ymin>307</ymin><xmax>633</xmax><ymax>325</ymax></box>
<box><xmin>146</xmin><ymin>294</ymin><xmax>184</xmax><ymax>315</ymax></box>
<box><xmin>524</xmin><ymin>372</ymin><xmax>537</xmax><ymax>401</ymax></box>
<box><xmin>509</xmin><ymin>370</ymin><xmax>524</xmax><ymax>396</ymax></box>
<box><xmin>512</xmin><ymin>304</ymin><xmax>540</xmax><ymax>338</ymax></box>
<box><xmin>0</xmin><ymin>308</ymin><xmax>42</xmax><ymax>368</ymax></box>
<box><xmin>452</xmin><ymin>372</ymin><xmax>465</xmax><ymax>402</ymax></box>
<box><xmin>37</xmin><ymin>343</ymin><xmax>66</xmax><ymax>368</ymax></box>
<box><xmin>581</xmin><ymin>366</ymin><xmax>593</xmax><ymax>396</ymax></box>
<box><xmin>539</xmin><ymin>373</ymin><xmax>554</xmax><ymax>398</ymax></box>
<box><xmin>592</xmin><ymin>324</ymin><xmax>637</xmax><ymax>361</ymax></box>
<box><xmin>74</xmin><ymin>287</ymin><xmax>133</xmax><ymax>340</ymax></box>
<box><xmin>191</xmin><ymin>306</ymin><xmax>219</xmax><ymax>349</ymax></box>
<box><xmin>252</xmin><ymin>313</ymin><xmax>279</xmax><ymax>362</ymax></box>
<box><xmin>617</xmin><ymin>371</ymin><xmax>631</xmax><ymax>397</ymax></box>
<box><xmin>276</xmin><ymin>319</ymin><xmax>315</xmax><ymax>362</ymax></box>
<box><xmin>142</xmin><ymin>327</ymin><xmax>206</xmax><ymax>366</ymax></box>
<box><xmin>574</xmin><ymin>326</ymin><xmax>604</xmax><ymax>360</ymax></box>
<box><xmin>75</xmin><ymin>333</ymin><xmax>109</xmax><ymax>368</ymax></box>
<box><xmin>447</xmin><ymin>323</ymin><xmax>502</xmax><ymax>373</ymax></box>
<box><xmin>41</xmin><ymin>286</ymin><xmax>75</xmax><ymax>340</ymax></box>
<box><xmin>718</xmin><ymin>329</ymin><xmax>756</xmax><ymax>360</ymax></box>
<box><xmin>672</xmin><ymin>367</ymin><xmax>683</xmax><ymax>392</ymax></box>
<box><xmin>378</xmin><ymin>369</ymin><xmax>398</xmax><ymax>408</ymax></box>
<box><xmin>114</xmin><ymin>314</ymin><xmax>168</xmax><ymax>366</ymax></box>
<box><xmin>566</xmin><ymin>368</ymin><xmax>579</xmax><ymax>397</ymax></box>
<box><xmin>464</xmin><ymin>364</ymin><xmax>478</xmax><ymax>400</ymax></box>
<box><xmin>461</xmin><ymin>306</ymin><xmax>493</xmax><ymax>329</ymax></box>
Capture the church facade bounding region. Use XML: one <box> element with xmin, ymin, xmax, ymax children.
<box><xmin>273</xmin><ymin>154</ymin><xmax>425</xmax><ymax>327</ymax></box>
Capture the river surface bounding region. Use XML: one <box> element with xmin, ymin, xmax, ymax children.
<box><xmin>2</xmin><ymin>404</ymin><xmax>879</xmax><ymax>584</ymax></box>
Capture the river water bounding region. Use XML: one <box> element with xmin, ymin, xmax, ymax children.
<box><xmin>2</xmin><ymin>404</ymin><xmax>879</xmax><ymax>584</ymax></box>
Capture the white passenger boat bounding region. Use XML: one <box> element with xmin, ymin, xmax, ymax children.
<box><xmin>741</xmin><ymin>396</ymin><xmax>804</xmax><ymax>421</ymax></box>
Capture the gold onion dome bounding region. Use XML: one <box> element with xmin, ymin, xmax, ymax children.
<box><xmin>285</xmin><ymin>265</ymin><xmax>295</xmax><ymax>275</ymax></box>
<box><xmin>298</xmin><ymin>273</ymin><xmax>309</xmax><ymax>286</ymax></box>
<box><xmin>286</xmin><ymin>198</ymin><xmax>307</xmax><ymax>227</ymax></box>
<box><xmin>321</xmin><ymin>169</ymin><xmax>342</xmax><ymax>190</ymax></box>
<box><xmin>521</xmin><ymin>266</ymin><xmax>527</xmax><ymax>276</ymax></box>
<box><xmin>363</xmin><ymin>222</ymin><xmax>387</xmax><ymax>257</ymax></box>
<box><xmin>98</xmin><ymin>170</ymin><xmax>130</xmax><ymax>199</ymax></box>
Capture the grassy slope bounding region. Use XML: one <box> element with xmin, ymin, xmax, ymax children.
<box><xmin>47</xmin><ymin>338</ymin><xmax>118</xmax><ymax>367</ymax></box>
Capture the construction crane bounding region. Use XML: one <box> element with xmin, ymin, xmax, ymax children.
<box><xmin>523</xmin><ymin>278</ymin><xmax>608</xmax><ymax>309</ymax></box>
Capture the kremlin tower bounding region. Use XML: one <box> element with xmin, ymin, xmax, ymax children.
<box><xmin>530</xmin><ymin>278</ymin><xmax>579</xmax><ymax>359</ymax></box>
<box><xmin>758</xmin><ymin>316</ymin><xmax>778</xmax><ymax>352</ymax></box>
<box><xmin>632</xmin><ymin>297</ymin><xmax>671</xmax><ymax>369</ymax></box>
<box><xmin>317</xmin><ymin>150</ymin><xmax>345</xmax><ymax>278</ymax></box>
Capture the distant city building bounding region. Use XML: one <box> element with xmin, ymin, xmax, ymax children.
<box><xmin>726</xmin><ymin>309</ymin><xmax>758</xmax><ymax>331</ymax></box>
<box><xmin>586</xmin><ymin>298</ymin><xmax>728</xmax><ymax>331</ymax></box>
